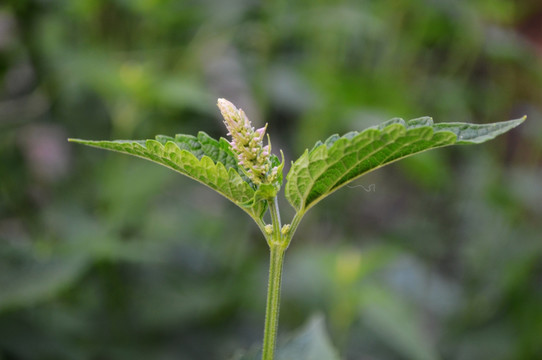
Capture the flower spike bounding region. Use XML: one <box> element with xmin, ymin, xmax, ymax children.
<box><xmin>217</xmin><ymin>98</ymin><xmax>279</xmax><ymax>185</ymax></box>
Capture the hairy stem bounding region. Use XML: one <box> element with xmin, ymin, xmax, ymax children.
<box><xmin>262</xmin><ymin>243</ymin><xmax>286</xmax><ymax>360</ymax></box>
<box><xmin>262</xmin><ymin>197</ymin><xmax>285</xmax><ymax>360</ymax></box>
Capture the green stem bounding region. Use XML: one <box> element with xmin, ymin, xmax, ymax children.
<box><xmin>268</xmin><ymin>197</ymin><xmax>282</xmax><ymax>242</ymax></box>
<box><xmin>262</xmin><ymin>243</ymin><xmax>286</xmax><ymax>360</ymax></box>
<box><xmin>262</xmin><ymin>197</ymin><xmax>286</xmax><ymax>360</ymax></box>
<box><xmin>285</xmin><ymin>210</ymin><xmax>304</xmax><ymax>248</ymax></box>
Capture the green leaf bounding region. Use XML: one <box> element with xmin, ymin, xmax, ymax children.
<box><xmin>276</xmin><ymin>316</ymin><xmax>340</xmax><ymax>360</ymax></box>
<box><xmin>69</xmin><ymin>131</ymin><xmax>266</xmax><ymax>220</ymax></box>
<box><xmin>285</xmin><ymin>117</ymin><xmax>524</xmax><ymax>212</ymax></box>
<box><xmin>253</xmin><ymin>184</ymin><xmax>280</xmax><ymax>202</ymax></box>
<box><xmin>231</xmin><ymin>315</ymin><xmax>340</xmax><ymax>360</ymax></box>
<box><xmin>360</xmin><ymin>285</ymin><xmax>439</xmax><ymax>360</ymax></box>
<box><xmin>0</xmin><ymin>256</ymin><xmax>88</xmax><ymax>312</ymax></box>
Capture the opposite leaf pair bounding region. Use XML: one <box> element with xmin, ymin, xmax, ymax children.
<box><xmin>69</xmin><ymin>100</ymin><xmax>524</xmax><ymax>239</ymax></box>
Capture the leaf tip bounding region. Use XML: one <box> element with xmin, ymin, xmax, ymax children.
<box><xmin>68</xmin><ymin>138</ymin><xmax>95</xmax><ymax>145</ymax></box>
<box><xmin>506</xmin><ymin>115</ymin><xmax>526</xmax><ymax>127</ymax></box>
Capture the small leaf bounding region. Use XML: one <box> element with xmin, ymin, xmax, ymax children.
<box><xmin>285</xmin><ymin>117</ymin><xmax>524</xmax><ymax>212</ymax></box>
<box><xmin>271</xmin><ymin>151</ymin><xmax>286</xmax><ymax>187</ymax></box>
<box><xmin>231</xmin><ymin>315</ymin><xmax>340</xmax><ymax>360</ymax></box>
<box><xmin>254</xmin><ymin>184</ymin><xmax>280</xmax><ymax>202</ymax></box>
<box><xmin>276</xmin><ymin>315</ymin><xmax>340</xmax><ymax>360</ymax></box>
<box><xmin>69</xmin><ymin>132</ymin><xmax>265</xmax><ymax>220</ymax></box>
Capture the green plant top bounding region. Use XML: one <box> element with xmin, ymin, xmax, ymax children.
<box><xmin>69</xmin><ymin>99</ymin><xmax>524</xmax><ymax>360</ymax></box>
<box><xmin>69</xmin><ymin>100</ymin><xmax>523</xmax><ymax>243</ymax></box>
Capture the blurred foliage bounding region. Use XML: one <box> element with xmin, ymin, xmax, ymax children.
<box><xmin>232</xmin><ymin>316</ymin><xmax>340</xmax><ymax>360</ymax></box>
<box><xmin>1</xmin><ymin>0</ymin><xmax>541</xmax><ymax>359</ymax></box>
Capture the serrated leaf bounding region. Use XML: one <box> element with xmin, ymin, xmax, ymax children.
<box><xmin>231</xmin><ymin>315</ymin><xmax>340</xmax><ymax>360</ymax></box>
<box><xmin>69</xmin><ymin>131</ymin><xmax>266</xmax><ymax>220</ymax></box>
<box><xmin>286</xmin><ymin>117</ymin><xmax>524</xmax><ymax>212</ymax></box>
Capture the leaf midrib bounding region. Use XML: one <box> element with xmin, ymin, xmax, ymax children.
<box><xmin>299</xmin><ymin>127</ymin><xmax>404</xmax><ymax>210</ymax></box>
<box><xmin>300</xmin><ymin>129</ymin><xmax>457</xmax><ymax>213</ymax></box>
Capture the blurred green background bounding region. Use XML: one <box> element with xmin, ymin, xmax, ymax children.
<box><xmin>1</xmin><ymin>0</ymin><xmax>541</xmax><ymax>359</ymax></box>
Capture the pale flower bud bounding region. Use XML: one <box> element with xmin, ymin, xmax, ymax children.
<box><xmin>281</xmin><ymin>224</ymin><xmax>290</xmax><ymax>235</ymax></box>
<box><xmin>217</xmin><ymin>98</ymin><xmax>279</xmax><ymax>185</ymax></box>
